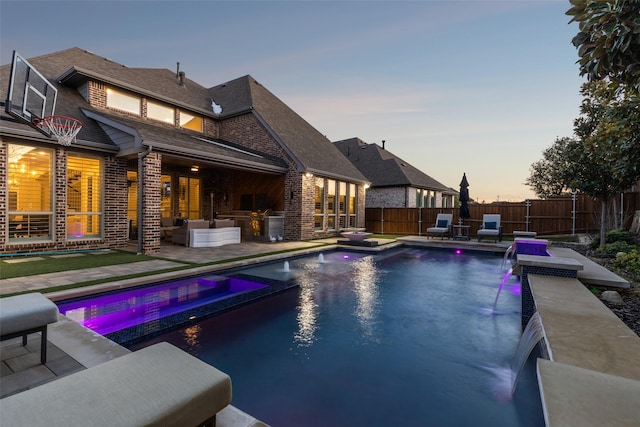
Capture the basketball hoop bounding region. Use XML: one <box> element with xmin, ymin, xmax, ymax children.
<box><xmin>35</xmin><ymin>115</ymin><xmax>83</xmax><ymax>146</ymax></box>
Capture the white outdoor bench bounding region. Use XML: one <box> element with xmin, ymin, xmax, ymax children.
<box><xmin>0</xmin><ymin>342</ymin><xmax>232</xmax><ymax>427</ymax></box>
<box><xmin>0</xmin><ymin>293</ymin><xmax>59</xmax><ymax>364</ymax></box>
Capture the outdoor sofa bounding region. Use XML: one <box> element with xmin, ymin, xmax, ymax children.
<box><xmin>172</xmin><ymin>219</ymin><xmax>210</xmax><ymax>246</ymax></box>
<box><xmin>0</xmin><ymin>342</ymin><xmax>232</xmax><ymax>426</ymax></box>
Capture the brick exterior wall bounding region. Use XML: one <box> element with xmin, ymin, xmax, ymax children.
<box><xmin>141</xmin><ymin>152</ymin><xmax>162</xmax><ymax>254</ymax></box>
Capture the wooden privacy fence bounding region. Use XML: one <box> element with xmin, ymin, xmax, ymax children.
<box><xmin>365</xmin><ymin>192</ymin><xmax>639</xmax><ymax>237</ymax></box>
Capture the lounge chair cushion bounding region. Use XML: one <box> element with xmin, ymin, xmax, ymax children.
<box><xmin>0</xmin><ymin>342</ymin><xmax>232</xmax><ymax>426</ymax></box>
<box><xmin>0</xmin><ymin>293</ymin><xmax>59</xmax><ymax>336</ymax></box>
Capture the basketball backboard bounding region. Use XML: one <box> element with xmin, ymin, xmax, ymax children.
<box><xmin>5</xmin><ymin>50</ymin><xmax>58</xmax><ymax>137</ymax></box>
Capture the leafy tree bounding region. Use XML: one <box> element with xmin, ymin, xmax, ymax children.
<box><xmin>527</xmin><ymin>82</ymin><xmax>640</xmax><ymax>245</ymax></box>
<box><xmin>567</xmin><ymin>0</ymin><xmax>640</xmax><ymax>94</ymax></box>
<box><xmin>526</xmin><ymin>137</ymin><xmax>581</xmax><ymax>198</ymax></box>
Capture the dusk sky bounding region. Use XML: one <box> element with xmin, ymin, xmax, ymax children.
<box><xmin>1</xmin><ymin>1</ymin><xmax>586</xmax><ymax>202</ymax></box>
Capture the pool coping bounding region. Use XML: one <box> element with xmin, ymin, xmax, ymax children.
<box><xmin>529</xmin><ymin>274</ymin><xmax>640</xmax><ymax>426</ymax></box>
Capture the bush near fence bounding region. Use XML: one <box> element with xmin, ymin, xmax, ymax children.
<box><xmin>365</xmin><ymin>193</ymin><xmax>639</xmax><ymax>237</ymax></box>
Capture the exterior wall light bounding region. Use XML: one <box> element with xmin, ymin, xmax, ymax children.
<box><xmin>191</xmin><ymin>165</ymin><xmax>199</xmax><ymax>172</ymax></box>
<box><xmin>305</xmin><ymin>172</ymin><xmax>313</xmax><ymax>178</ymax></box>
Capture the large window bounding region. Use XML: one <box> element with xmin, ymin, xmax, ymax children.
<box><xmin>179</xmin><ymin>110</ymin><xmax>203</xmax><ymax>132</ymax></box>
<box><xmin>67</xmin><ymin>155</ymin><xmax>103</xmax><ymax>239</ymax></box>
<box><xmin>147</xmin><ymin>101</ymin><xmax>174</xmax><ymax>124</ymax></box>
<box><xmin>314</xmin><ymin>177</ymin><xmax>324</xmax><ymax>230</ymax></box>
<box><xmin>106</xmin><ymin>88</ymin><xmax>140</xmax><ymax>115</ymax></box>
<box><xmin>178</xmin><ymin>176</ymin><xmax>201</xmax><ymax>219</ymax></box>
<box><xmin>7</xmin><ymin>144</ymin><xmax>53</xmax><ymax>241</ymax></box>
<box><xmin>314</xmin><ymin>178</ymin><xmax>358</xmax><ymax>232</ymax></box>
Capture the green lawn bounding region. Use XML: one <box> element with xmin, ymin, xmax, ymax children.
<box><xmin>0</xmin><ymin>250</ymin><xmax>159</xmax><ymax>280</ymax></box>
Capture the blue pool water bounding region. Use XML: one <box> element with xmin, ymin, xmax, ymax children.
<box><xmin>130</xmin><ymin>248</ymin><xmax>544</xmax><ymax>426</ymax></box>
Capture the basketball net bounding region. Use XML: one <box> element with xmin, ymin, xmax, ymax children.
<box><xmin>35</xmin><ymin>116</ymin><xmax>83</xmax><ymax>146</ymax></box>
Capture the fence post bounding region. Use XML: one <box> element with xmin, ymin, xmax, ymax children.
<box><xmin>381</xmin><ymin>206</ymin><xmax>384</xmax><ymax>234</ymax></box>
<box><xmin>572</xmin><ymin>192</ymin><xmax>577</xmax><ymax>235</ymax></box>
<box><xmin>418</xmin><ymin>207</ymin><xmax>422</xmax><ymax>236</ymax></box>
<box><xmin>525</xmin><ymin>199</ymin><xmax>531</xmax><ymax>232</ymax></box>
<box><xmin>620</xmin><ymin>192</ymin><xmax>624</xmax><ymax>229</ymax></box>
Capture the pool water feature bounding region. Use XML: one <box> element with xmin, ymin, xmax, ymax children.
<box><xmin>130</xmin><ymin>248</ymin><xmax>544</xmax><ymax>426</ymax></box>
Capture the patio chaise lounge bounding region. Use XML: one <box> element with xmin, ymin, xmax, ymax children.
<box><xmin>426</xmin><ymin>213</ymin><xmax>453</xmax><ymax>239</ymax></box>
<box><xmin>0</xmin><ymin>342</ymin><xmax>235</xmax><ymax>426</ymax></box>
<box><xmin>477</xmin><ymin>214</ymin><xmax>503</xmax><ymax>242</ymax></box>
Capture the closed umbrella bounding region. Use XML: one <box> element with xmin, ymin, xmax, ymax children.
<box><xmin>459</xmin><ymin>173</ymin><xmax>470</xmax><ymax>224</ymax></box>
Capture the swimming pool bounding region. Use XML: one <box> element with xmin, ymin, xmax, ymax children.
<box><xmin>128</xmin><ymin>248</ymin><xmax>544</xmax><ymax>426</ymax></box>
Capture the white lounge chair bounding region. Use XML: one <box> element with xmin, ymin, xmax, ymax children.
<box><xmin>427</xmin><ymin>213</ymin><xmax>452</xmax><ymax>239</ymax></box>
<box><xmin>477</xmin><ymin>214</ymin><xmax>503</xmax><ymax>242</ymax></box>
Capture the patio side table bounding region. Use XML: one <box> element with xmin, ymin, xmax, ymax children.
<box><xmin>452</xmin><ymin>225</ymin><xmax>471</xmax><ymax>240</ymax></box>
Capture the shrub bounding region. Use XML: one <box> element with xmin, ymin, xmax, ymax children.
<box><xmin>613</xmin><ymin>250</ymin><xmax>640</xmax><ymax>281</ymax></box>
<box><xmin>596</xmin><ymin>240</ymin><xmax>638</xmax><ymax>256</ymax></box>
<box><xmin>606</xmin><ymin>229</ymin><xmax>638</xmax><ymax>245</ymax></box>
<box><xmin>590</xmin><ymin>229</ymin><xmax>640</xmax><ymax>248</ymax></box>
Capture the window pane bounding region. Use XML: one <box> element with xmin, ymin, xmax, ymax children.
<box><xmin>179</xmin><ymin>110</ymin><xmax>203</xmax><ymax>132</ymax></box>
<box><xmin>7</xmin><ymin>144</ymin><xmax>53</xmax><ymax>240</ymax></box>
<box><xmin>327</xmin><ymin>180</ymin><xmax>336</xmax><ymax>229</ymax></box>
<box><xmin>127</xmin><ymin>171</ymin><xmax>138</xmax><ymax>239</ymax></box>
<box><xmin>179</xmin><ymin>176</ymin><xmax>201</xmax><ymax>219</ymax></box>
<box><xmin>348</xmin><ymin>183</ymin><xmax>357</xmax><ymax>228</ymax></box>
<box><xmin>147</xmin><ymin>101</ymin><xmax>174</xmax><ymax>124</ymax></box>
<box><xmin>314</xmin><ymin>177</ymin><xmax>324</xmax><ymax>230</ymax></box>
<box><xmin>315</xmin><ymin>178</ymin><xmax>324</xmax><ymax>214</ymax></box>
<box><xmin>161</xmin><ymin>175</ymin><xmax>172</xmax><ymax>218</ymax></box>
<box><xmin>67</xmin><ymin>155</ymin><xmax>103</xmax><ymax>239</ymax></box>
<box><xmin>106</xmin><ymin>88</ymin><xmax>140</xmax><ymax>115</ymax></box>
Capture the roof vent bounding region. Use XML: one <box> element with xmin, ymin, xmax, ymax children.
<box><xmin>178</xmin><ymin>71</ymin><xmax>186</xmax><ymax>86</ymax></box>
<box><xmin>382</xmin><ymin>140</ymin><xmax>386</xmax><ymax>150</ymax></box>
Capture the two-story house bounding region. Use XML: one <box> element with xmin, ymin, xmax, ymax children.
<box><xmin>1</xmin><ymin>48</ymin><xmax>368</xmax><ymax>254</ymax></box>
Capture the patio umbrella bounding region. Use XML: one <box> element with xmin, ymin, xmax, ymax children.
<box><xmin>459</xmin><ymin>173</ymin><xmax>471</xmax><ymax>224</ymax></box>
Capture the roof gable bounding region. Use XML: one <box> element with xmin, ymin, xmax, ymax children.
<box><xmin>210</xmin><ymin>76</ymin><xmax>368</xmax><ymax>183</ymax></box>
<box><xmin>334</xmin><ymin>138</ymin><xmax>452</xmax><ymax>192</ymax></box>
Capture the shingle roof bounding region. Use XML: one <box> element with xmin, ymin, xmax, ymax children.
<box><xmin>1</xmin><ymin>48</ymin><xmax>368</xmax><ymax>183</ymax></box>
<box><xmin>333</xmin><ymin>137</ymin><xmax>453</xmax><ymax>192</ymax></box>
<box><xmin>81</xmin><ymin>107</ymin><xmax>288</xmax><ymax>173</ymax></box>
<box><xmin>209</xmin><ymin>76</ymin><xmax>369</xmax><ymax>183</ymax></box>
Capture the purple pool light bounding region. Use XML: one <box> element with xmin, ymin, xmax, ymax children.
<box><xmin>58</xmin><ymin>275</ymin><xmax>267</xmax><ymax>336</ymax></box>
